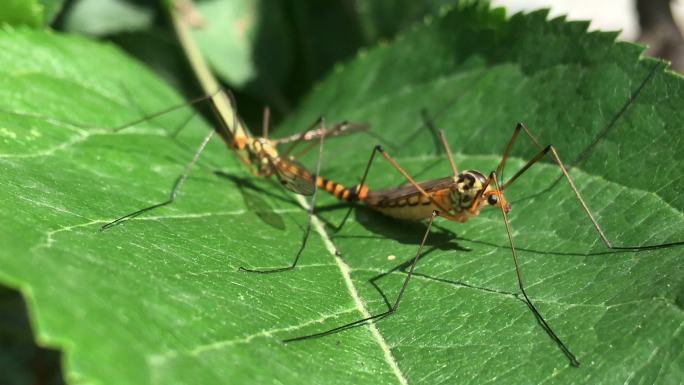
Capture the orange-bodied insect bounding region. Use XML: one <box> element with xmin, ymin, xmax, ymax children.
<box><xmin>284</xmin><ymin>122</ymin><xmax>684</xmax><ymax>367</ymax></box>
<box><xmin>100</xmin><ymin>90</ymin><xmax>365</xmax><ymax>220</ymax></box>
<box><xmin>81</xmin><ymin>89</ymin><xmax>368</xmax><ymax>272</ymax></box>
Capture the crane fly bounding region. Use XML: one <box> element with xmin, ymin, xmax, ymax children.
<box><xmin>283</xmin><ymin>122</ymin><xmax>684</xmax><ymax>367</ymax></box>
<box><xmin>84</xmin><ymin>88</ymin><xmax>367</xmax><ymax>273</ymax></box>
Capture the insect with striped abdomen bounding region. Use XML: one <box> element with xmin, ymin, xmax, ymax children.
<box><xmin>86</xmin><ymin>88</ymin><xmax>367</xmax><ymax>273</ymax></box>
<box><xmin>285</xmin><ymin>122</ymin><xmax>684</xmax><ymax>367</ymax></box>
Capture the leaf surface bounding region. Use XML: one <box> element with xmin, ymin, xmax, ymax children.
<box><xmin>1</xmin><ymin>3</ymin><xmax>684</xmax><ymax>385</ymax></box>
<box><xmin>0</xmin><ymin>0</ymin><xmax>65</xmax><ymax>27</ymax></box>
<box><xmin>275</xmin><ymin>4</ymin><xmax>684</xmax><ymax>384</ymax></box>
<box><xmin>62</xmin><ymin>0</ymin><xmax>154</xmax><ymax>36</ymax></box>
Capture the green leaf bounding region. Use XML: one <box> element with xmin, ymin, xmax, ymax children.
<box><xmin>1</xmin><ymin>4</ymin><xmax>684</xmax><ymax>385</ymax></box>
<box><xmin>355</xmin><ymin>0</ymin><xmax>459</xmax><ymax>41</ymax></box>
<box><xmin>0</xmin><ymin>26</ymin><xmax>393</xmax><ymax>384</ymax></box>
<box><xmin>189</xmin><ymin>0</ymin><xmax>363</xmax><ymax>112</ymax></box>
<box><xmin>191</xmin><ymin>0</ymin><xmax>292</xmax><ymax>92</ymax></box>
<box><xmin>109</xmin><ymin>28</ymin><xmax>200</xmax><ymax>95</ymax></box>
<box><xmin>37</xmin><ymin>0</ymin><xmax>66</xmax><ymax>24</ymax></box>
<box><xmin>62</xmin><ymin>0</ymin><xmax>154</xmax><ymax>36</ymax></box>
<box><xmin>0</xmin><ymin>0</ymin><xmax>66</xmax><ymax>27</ymax></box>
<box><xmin>276</xmin><ymin>4</ymin><xmax>684</xmax><ymax>383</ymax></box>
<box><xmin>1</xmin><ymin>0</ymin><xmax>43</xmax><ymax>27</ymax></box>
<box><xmin>189</xmin><ymin>0</ymin><xmax>459</xmax><ymax>114</ymax></box>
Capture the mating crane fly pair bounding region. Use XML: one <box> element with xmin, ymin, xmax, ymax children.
<box><xmin>100</xmin><ymin>89</ymin><xmax>367</xmax><ymax>246</ymax></box>
<box><xmin>87</xmin><ymin>88</ymin><xmax>683</xmax><ymax>368</ymax></box>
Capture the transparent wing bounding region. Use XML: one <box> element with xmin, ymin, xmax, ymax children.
<box><xmin>272</xmin><ymin>121</ymin><xmax>369</xmax><ymax>145</ymax></box>
<box><xmin>272</xmin><ymin>157</ymin><xmax>316</xmax><ymax>196</ymax></box>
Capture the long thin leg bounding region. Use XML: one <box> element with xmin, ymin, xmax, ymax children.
<box><xmin>273</xmin><ymin>118</ymin><xmax>369</xmax><ymax>162</ymax></box>
<box><xmin>396</xmin><ymin>70</ymin><xmax>488</xmax><ymax>153</ymax></box>
<box><xmin>490</xmin><ymin>172</ymin><xmax>580</xmax><ymax>367</ymax></box>
<box><xmin>376</xmin><ymin>147</ymin><xmax>459</xmax><ymax>220</ymax></box>
<box><xmin>100</xmin><ymin>130</ymin><xmax>215</xmax><ymax>230</ymax></box>
<box><xmin>274</xmin><ymin>120</ymin><xmax>374</xmax><ymax>161</ymax></box>
<box><xmin>283</xmin><ymin>210</ymin><xmax>439</xmax><ymax>343</ymax></box>
<box><xmin>338</xmin><ymin>131</ymin><xmax>464</xmax><ymax>234</ymax></box>
<box><xmin>238</xmin><ymin>120</ymin><xmax>327</xmax><ymax>273</ymax></box>
<box><xmin>421</xmin><ymin>108</ymin><xmax>444</xmax><ymax>155</ymax></box>
<box><xmin>287</xmin><ymin>121</ymin><xmax>365</xmax><ymax>160</ymax></box>
<box><xmin>169</xmin><ymin>111</ymin><xmax>198</xmax><ymax>138</ymax></box>
<box><xmin>274</xmin><ymin>121</ymin><xmax>368</xmax><ymax>146</ymax></box>
<box><xmin>438</xmin><ymin>130</ymin><xmax>459</xmax><ymax>177</ymax></box>
<box><xmin>277</xmin><ymin>119</ymin><xmax>366</xmax><ymax>159</ymax></box>
<box><xmin>495</xmin><ymin>122</ymin><xmax>543</xmax><ymax>184</ymax></box>
<box><xmin>501</xmin><ymin>123</ymin><xmax>684</xmax><ymax>250</ymax></box>
<box><xmin>112</xmin><ymin>89</ymin><xmax>224</xmax><ymax>133</ymax></box>
<box><xmin>0</xmin><ymin>89</ymin><xmax>224</xmax><ymax>135</ymax></box>
<box><xmin>289</xmin><ymin>121</ymin><xmax>385</xmax><ymax>162</ymax></box>
<box><xmin>279</xmin><ymin>117</ymin><xmax>326</xmax><ymax>158</ymax></box>
<box><xmin>118</xmin><ymin>82</ymin><xmax>194</xmax><ymax>138</ymax></box>
<box><xmin>334</xmin><ymin>144</ymin><xmax>384</xmax><ymax>233</ymax></box>
<box><xmin>339</xmin><ymin>143</ymin><xmax>461</xmax><ymax>226</ymax></box>
<box><xmin>262</xmin><ymin>106</ymin><xmax>271</xmax><ymax>139</ymax></box>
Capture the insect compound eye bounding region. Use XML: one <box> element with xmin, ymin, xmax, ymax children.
<box><xmin>487</xmin><ymin>194</ymin><xmax>498</xmax><ymax>205</ymax></box>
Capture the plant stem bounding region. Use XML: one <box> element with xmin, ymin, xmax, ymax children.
<box><xmin>167</xmin><ymin>0</ymin><xmax>250</xmax><ymax>138</ymax></box>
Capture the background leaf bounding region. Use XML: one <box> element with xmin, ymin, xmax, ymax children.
<box><xmin>0</xmin><ymin>0</ymin><xmax>65</xmax><ymax>27</ymax></box>
<box><xmin>355</xmin><ymin>0</ymin><xmax>457</xmax><ymax>41</ymax></box>
<box><xmin>191</xmin><ymin>0</ymin><xmax>292</xmax><ymax>95</ymax></box>
<box><xmin>179</xmin><ymin>0</ymin><xmax>463</xmax><ymax>120</ymax></box>
<box><xmin>50</xmin><ymin>0</ymin><xmax>476</xmax><ymax>126</ymax></box>
<box><xmin>1</xmin><ymin>3</ymin><xmax>684</xmax><ymax>385</ymax></box>
<box><xmin>0</xmin><ymin>2</ymin><xmax>39</xmax><ymax>27</ymax></box>
<box><xmin>0</xmin><ymin>287</ymin><xmax>63</xmax><ymax>385</ymax></box>
<box><xmin>38</xmin><ymin>0</ymin><xmax>66</xmax><ymax>24</ymax></box>
<box><xmin>62</xmin><ymin>0</ymin><xmax>155</xmax><ymax>36</ymax></box>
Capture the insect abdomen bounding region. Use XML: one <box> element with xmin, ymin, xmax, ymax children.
<box><xmin>315</xmin><ymin>176</ymin><xmax>368</xmax><ymax>202</ymax></box>
<box><xmin>366</xmin><ymin>190</ymin><xmax>448</xmax><ymax>221</ymax></box>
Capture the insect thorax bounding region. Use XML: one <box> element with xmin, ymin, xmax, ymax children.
<box><xmin>450</xmin><ymin>170</ymin><xmax>488</xmax><ymax>212</ymax></box>
<box><xmin>246</xmin><ymin>137</ymin><xmax>279</xmax><ymax>176</ymax></box>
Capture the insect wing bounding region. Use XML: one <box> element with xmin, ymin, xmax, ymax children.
<box><xmin>365</xmin><ymin>176</ymin><xmax>455</xmax><ymax>207</ymax></box>
<box><xmin>273</xmin><ymin>157</ymin><xmax>316</xmax><ymax>195</ymax></box>
<box><xmin>273</xmin><ymin>121</ymin><xmax>369</xmax><ymax>145</ymax></box>
<box><xmin>370</xmin><ymin>177</ymin><xmax>454</xmax><ymax>200</ymax></box>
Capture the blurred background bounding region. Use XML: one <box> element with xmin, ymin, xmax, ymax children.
<box><xmin>493</xmin><ymin>0</ymin><xmax>684</xmax><ymax>71</ymax></box>
<box><xmin>1</xmin><ymin>0</ymin><xmax>683</xmax><ymax>384</ymax></box>
<box><xmin>495</xmin><ymin>0</ymin><xmax>684</xmax><ymax>39</ymax></box>
<box><xmin>47</xmin><ymin>0</ymin><xmax>684</xmax><ymax>126</ymax></box>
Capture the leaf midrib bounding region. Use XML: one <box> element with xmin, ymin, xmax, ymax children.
<box><xmin>296</xmin><ymin>194</ymin><xmax>409</xmax><ymax>385</ymax></box>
